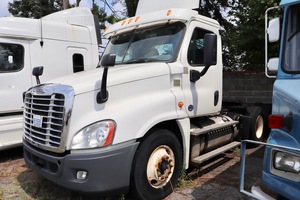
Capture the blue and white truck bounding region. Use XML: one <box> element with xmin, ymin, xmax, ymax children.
<box><xmin>240</xmin><ymin>0</ymin><xmax>300</xmax><ymax>199</ymax></box>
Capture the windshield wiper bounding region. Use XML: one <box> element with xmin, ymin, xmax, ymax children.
<box><xmin>124</xmin><ymin>58</ymin><xmax>159</xmax><ymax>64</ymax></box>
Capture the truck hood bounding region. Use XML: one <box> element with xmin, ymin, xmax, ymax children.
<box><xmin>47</xmin><ymin>62</ymin><xmax>170</xmax><ymax>95</ymax></box>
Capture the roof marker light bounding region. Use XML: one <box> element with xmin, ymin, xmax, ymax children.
<box><xmin>128</xmin><ymin>18</ymin><xmax>133</xmax><ymax>24</ymax></box>
<box><xmin>121</xmin><ymin>20</ymin><xmax>127</xmax><ymax>26</ymax></box>
<box><xmin>135</xmin><ymin>16</ymin><xmax>140</xmax><ymax>22</ymax></box>
<box><xmin>167</xmin><ymin>9</ymin><xmax>172</xmax><ymax>16</ymax></box>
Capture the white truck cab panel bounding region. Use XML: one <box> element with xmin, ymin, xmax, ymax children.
<box><xmin>0</xmin><ymin>7</ymin><xmax>100</xmax><ymax>150</ymax></box>
<box><xmin>179</xmin><ymin>20</ymin><xmax>222</xmax><ymax>117</ymax></box>
<box><xmin>0</xmin><ymin>39</ymin><xmax>32</xmax><ymax>113</ymax></box>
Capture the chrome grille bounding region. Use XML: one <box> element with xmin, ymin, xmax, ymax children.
<box><xmin>23</xmin><ymin>84</ymin><xmax>74</xmax><ymax>153</ymax></box>
<box><xmin>24</xmin><ymin>93</ymin><xmax>65</xmax><ymax>147</ymax></box>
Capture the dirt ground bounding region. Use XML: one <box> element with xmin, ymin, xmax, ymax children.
<box><xmin>0</xmin><ymin>146</ymin><xmax>263</xmax><ymax>200</ymax></box>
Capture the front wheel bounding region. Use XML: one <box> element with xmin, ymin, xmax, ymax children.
<box><xmin>130</xmin><ymin>129</ymin><xmax>183</xmax><ymax>200</ymax></box>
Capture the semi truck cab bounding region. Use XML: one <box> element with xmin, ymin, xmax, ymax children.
<box><xmin>23</xmin><ymin>1</ymin><xmax>266</xmax><ymax>199</ymax></box>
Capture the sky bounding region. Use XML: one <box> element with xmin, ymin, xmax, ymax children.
<box><xmin>0</xmin><ymin>0</ymin><xmax>123</xmax><ymax>18</ymax></box>
<box><xmin>0</xmin><ymin>0</ymin><xmax>11</xmax><ymax>17</ymax></box>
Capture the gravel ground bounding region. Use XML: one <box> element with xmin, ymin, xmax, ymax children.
<box><xmin>0</xmin><ymin>145</ymin><xmax>263</xmax><ymax>200</ymax></box>
<box><xmin>166</xmin><ymin>147</ymin><xmax>263</xmax><ymax>200</ymax></box>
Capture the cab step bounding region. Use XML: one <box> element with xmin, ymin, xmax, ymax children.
<box><xmin>191</xmin><ymin>141</ymin><xmax>241</xmax><ymax>164</ymax></box>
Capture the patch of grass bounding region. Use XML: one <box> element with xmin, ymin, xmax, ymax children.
<box><xmin>233</xmin><ymin>147</ymin><xmax>240</xmax><ymax>156</ymax></box>
<box><xmin>176</xmin><ymin>165</ymin><xmax>193</xmax><ymax>189</ymax></box>
<box><xmin>103</xmin><ymin>194</ymin><xmax>126</xmax><ymax>200</ymax></box>
<box><xmin>118</xmin><ymin>194</ymin><xmax>126</xmax><ymax>200</ymax></box>
<box><xmin>0</xmin><ymin>189</ymin><xmax>4</xmax><ymax>199</ymax></box>
<box><xmin>37</xmin><ymin>188</ymin><xmax>56</xmax><ymax>200</ymax></box>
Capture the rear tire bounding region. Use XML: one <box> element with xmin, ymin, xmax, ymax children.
<box><xmin>248</xmin><ymin>106</ymin><xmax>264</xmax><ymax>141</ymax></box>
<box><xmin>130</xmin><ymin>129</ymin><xmax>183</xmax><ymax>200</ymax></box>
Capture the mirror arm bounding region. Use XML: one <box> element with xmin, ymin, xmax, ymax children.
<box><xmin>96</xmin><ymin>54</ymin><xmax>116</xmax><ymax>104</ymax></box>
<box><xmin>97</xmin><ymin>67</ymin><xmax>109</xmax><ymax>103</ymax></box>
<box><xmin>190</xmin><ymin>65</ymin><xmax>210</xmax><ymax>82</ymax></box>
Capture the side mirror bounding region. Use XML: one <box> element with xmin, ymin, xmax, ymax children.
<box><xmin>267</xmin><ymin>57</ymin><xmax>279</xmax><ymax>71</ymax></box>
<box><xmin>190</xmin><ymin>33</ymin><xmax>217</xmax><ymax>82</ymax></box>
<box><xmin>100</xmin><ymin>53</ymin><xmax>116</xmax><ymax>67</ymax></box>
<box><xmin>32</xmin><ymin>66</ymin><xmax>44</xmax><ymax>84</ymax></box>
<box><xmin>268</xmin><ymin>17</ymin><xmax>280</xmax><ymax>42</ymax></box>
<box><xmin>265</xmin><ymin>7</ymin><xmax>281</xmax><ymax>78</ymax></box>
<box><xmin>204</xmin><ymin>33</ymin><xmax>217</xmax><ymax>66</ymax></box>
<box><xmin>97</xmin><ymin>54</ymin><xmax>116</xmax><ymax>104</ymax></box>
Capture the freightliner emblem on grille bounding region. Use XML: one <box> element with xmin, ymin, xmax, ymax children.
<box><xmin>31</xmin><ymin>88</ymin><xmax>45</xmax><ymax>94</ymax></box>
<box><xmin>32</xmin><ymin>115</ymin><xmax>43</xmax><ymax>128</ymax></box>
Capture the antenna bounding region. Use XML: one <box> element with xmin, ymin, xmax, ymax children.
<box><xmin>38</xmin><ymin>0</ymin><xmax>44</xmax><ymax>47</ymax></box>
<box><xmin>40</xmin><ymin>18</ymin><xmax>44</xmax><ymax>47</ymax></box>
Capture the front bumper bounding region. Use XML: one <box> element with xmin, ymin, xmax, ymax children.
<box><xmin>262</xmin><ymin>169</ymin><xmax>300</xmax><ymax>200</ymax></box>
<box><xmin>23</xmin><ymin>140</ymin><xmax>139</xmax><ymax>194</ymax></box>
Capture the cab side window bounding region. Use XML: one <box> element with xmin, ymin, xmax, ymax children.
<box><xmin>73</xmin><ymin>53</ymin><xmax>84</xmax><ymax>73</ymax></box>
<box><xmin>0</xmin><ymin>43</ymin><xmax>24</xmax><ymax>73</ymax></box>
<box><xmin>188</xmin><ymin>28</ymin><xmax>211</xmax><ymax>66</ymax></box>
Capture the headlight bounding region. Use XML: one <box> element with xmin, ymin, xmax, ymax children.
<box><xmin>71</xmin><ymin>120</ymin><xmax>115</xmax><ymax>150</ymax></box>
<box><xmin>274</xmin><ymin>151</ymin><xmax>300</xmax><ymax>173</ymax></box>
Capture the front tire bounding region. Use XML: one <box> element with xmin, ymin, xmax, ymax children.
<box><xmin>130</xmin><ymin>129</ymin><xmax>183</xmax><ymax>200</ymax></box>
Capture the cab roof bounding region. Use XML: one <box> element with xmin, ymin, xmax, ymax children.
<box><xmin>280</xmin><ymin>0</ymin><xmax>300</xmax><ymax>6</ymax></box>
<box><xmin>103</xmin><ymin>8</ymin><xmax>220</xmax><ymax>38</ymax></box>
<box><xmin>136</xmin><ymin>0</ymin><xmax>199</xmax><ymax>15</ymax></box>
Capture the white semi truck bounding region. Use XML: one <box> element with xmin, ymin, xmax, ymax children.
<box><xmin>23</xmin><ymin>1</ymin><xmax>266</xmax><ymax>199</ymax></box>
<box><xmin>0</xmin><ymin>7</ymin><xmax>100</xmax><ymax>150</ymax></box>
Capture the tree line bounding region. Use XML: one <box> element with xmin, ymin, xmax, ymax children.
<box><xmin>7</xmin><ymin>0</ymin><xmax>281</xmax><ymax>71</ymax></box>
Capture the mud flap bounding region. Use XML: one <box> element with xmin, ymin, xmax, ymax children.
<box><xmin>239</xmin><ymin>115</ymin><xmax>251</xmax><ymax>139</ymax></box>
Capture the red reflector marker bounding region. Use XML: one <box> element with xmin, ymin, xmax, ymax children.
<box><xmin>268</xmin><ymin>115</ymin><xmax>284</xmax><ymax>129</ymax></box>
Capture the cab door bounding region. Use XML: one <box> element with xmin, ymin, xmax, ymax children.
<box><xmin>180</xmin><ymin>21</ymin><xmax>222</xmax><ymax>117</ymax></box>
<box><xmin>0</xmin><ymin>39</ymin><xmax>32</xmax><ymax>113</ymax></box>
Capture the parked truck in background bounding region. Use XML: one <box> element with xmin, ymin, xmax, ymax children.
<box><xmin>22</xmin><ymin>0</ymin><xmax>270</xmax><ymax>199</ymax></box>
<box><xmin>0</xmin><ymin>7</ymin><xmax>101</xmax><ymax>150</ymax></box>
<box><xmin>240</xmin><ymin>0</ymin><xmax>300</xmax><ymax>199</ymax></box>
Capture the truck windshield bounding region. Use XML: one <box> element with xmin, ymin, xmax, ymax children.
<box><xmin>282</xmin><ymin>4</ymin><xmax>300</xmax><ymax>73</ymax></box>
<box><xmin>104</xmin><ymin>22</ymin><xmax>185</xmax><ymax>64</ymax></box>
